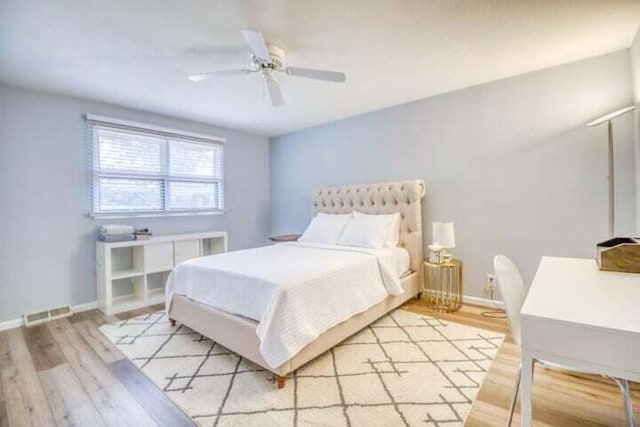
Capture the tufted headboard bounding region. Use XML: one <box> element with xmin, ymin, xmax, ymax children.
<box><xmin>312</xmin><ymin>180</ymin><xmax>426</xmax><ymax>274</ymax></box>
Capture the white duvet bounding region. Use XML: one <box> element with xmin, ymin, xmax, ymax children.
<box><xmin>165</xmin><ymin>242</ymin><xmax>405</xmax><ymax>369</ymax></box>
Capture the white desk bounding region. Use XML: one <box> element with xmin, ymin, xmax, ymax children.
<box><xmin>520</xmin><ymin>257</ymin><xmax>640</xmax><ymax>426</ymax></box>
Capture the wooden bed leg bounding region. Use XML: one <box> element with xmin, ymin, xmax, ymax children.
<box><xmin>169</xmin><ymin>318</ymin><xmax>176</xmax><ymax>327</ymax></box>
<box><xmin>416</xmin><ymin>292</ymin><xmax>423</xmax><ymax>300</ymax></box>
<box><xmin>275</xmin><ymin>374</ymin><xmax>287</xmax><ymax>389</ymax></box>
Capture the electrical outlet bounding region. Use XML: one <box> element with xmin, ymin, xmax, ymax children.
<box><xmin>485</xmin><ymin>273</ymin><xmax>496</xmax><ymax>292</ymax></box>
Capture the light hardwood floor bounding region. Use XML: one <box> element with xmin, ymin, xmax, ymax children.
<box><xmin>403</xmin><ymin>301</ymin><xmax>640</xmax><ymax>427</ymax></box>
<box><xmin>0</xmin><ymin>301</ymin><xmax>637</xmax><ymax>426</ymax></box>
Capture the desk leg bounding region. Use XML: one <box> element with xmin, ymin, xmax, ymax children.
<box><xmin>521</xmin><ymin>351</ymin><xmax>534</xmax><ymax>427</ymax></box>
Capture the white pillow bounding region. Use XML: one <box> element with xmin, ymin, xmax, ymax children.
<box><xmin>337</xmin><ymin>218</ymin><xmax>387</xmax><ymax>248</ymax></box>
<box><xmin>298</xmin><ymin>213</ymin><xmax>351</xmax><ymax>245</ymax></box>
<box><xmin>352</xmin><ymin>211</ymin><xmax>401</xmax><ymax>247</ymax></box>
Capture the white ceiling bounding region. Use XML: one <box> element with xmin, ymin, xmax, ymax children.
<box><xmin>1</xmin><ymin>1</ymin><xmax>639</xmax><ymax>137</ymax></box>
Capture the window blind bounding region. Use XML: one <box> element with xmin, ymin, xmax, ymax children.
<box><xmin>87</xmin><ymin>115</ymin><xmax>224</xmax><ymax>217</ymax></box>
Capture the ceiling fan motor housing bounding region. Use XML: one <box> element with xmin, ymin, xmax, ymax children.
<box><xmin>255</xmin><ymin>44</ymin><xmax>286</xmax><ymax>70</ymax></box>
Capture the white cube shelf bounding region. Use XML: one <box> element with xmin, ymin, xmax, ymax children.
<box><xmin>96</xmin><ymin>231</ymin><xmax>227</xmax><ymax>315</ymax></box>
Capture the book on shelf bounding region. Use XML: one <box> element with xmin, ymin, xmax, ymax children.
<box><xmin>134</xmin><ymin>228</ymin><xmax>153</xmax><ymax>240</ymax></box>
<box><xmin>98</xmin><ymin>233</ymin><xmax>135</xmax><ymax>243</ymax></box>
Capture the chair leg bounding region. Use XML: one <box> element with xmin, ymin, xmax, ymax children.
<box><xmin>611</xmin><ymin>378</ymin><xmax>635</xmax><ymax>427</ymax></box>
<box><xmin>507</xmin><ymin>363</ymin><xmax>522</xmax><ymax>427</ymax></box>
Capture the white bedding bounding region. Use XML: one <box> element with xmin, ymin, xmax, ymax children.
<box><xmin>392</xmin><ymin>247</ymin><xmax>410</xmax><ymax>276</ymax></box>
<box><xmin>165</xmin><ymin>242</ymin><xmax>405</xmax><ymax>369</ymax></box>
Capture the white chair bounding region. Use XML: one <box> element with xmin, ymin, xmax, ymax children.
<box><xmin>493</xmin><ymin>255</ymin><xmax>635</xmax><ymax>427</ymax></box>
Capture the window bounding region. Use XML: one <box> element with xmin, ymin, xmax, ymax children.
<box><xmin>88</xmin><ymin>115</ymin><xmax>224</xmax><ymax>217</ymax></box>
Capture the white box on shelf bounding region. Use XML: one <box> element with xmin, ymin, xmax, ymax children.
<box><xmin>174</xmin><ymin>239</ymin><xmax>201</xmax><ymax>264</ymax></box>
<box><xmin>145</xmin><ymin>242</ymin><xmax>174</xmax><ymax>273</ymax></box>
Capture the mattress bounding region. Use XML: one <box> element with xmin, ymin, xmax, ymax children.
<box><xmin>165</xmin><ymin>242</ymin><xmax>406</xmax><ymax>368</ymax></box>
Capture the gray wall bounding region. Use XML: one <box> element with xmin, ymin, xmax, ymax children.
<box><xmin>270</xmin><ymin>50</ymin><xmax>636</xmax><ymax>298</ymax></box>
<box><xmin>631</xmin><ymin>27</ymin><xmax>640</xmax><ymax>233</ymax></box>
<box><xmin>0</xmin><ymin>85</ymin><xmax>270</xmax><ymax>322</ymax></box>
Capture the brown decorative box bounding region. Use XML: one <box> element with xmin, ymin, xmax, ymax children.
<box><xmin>596</xmin><ymin>237</ymin><xmax>640</xmax><ymax>274</ymax></box>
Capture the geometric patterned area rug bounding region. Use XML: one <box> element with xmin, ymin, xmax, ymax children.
<box><xmin>99</xmin><ymin>309</ymin><xmax>503</xmax><ymax>427</ymax></box>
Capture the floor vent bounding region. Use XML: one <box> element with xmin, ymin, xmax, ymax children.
<box><xmin>24</xmin><ymin>306</ymin><xmax>73</xmax><ymax>327</ymax></box>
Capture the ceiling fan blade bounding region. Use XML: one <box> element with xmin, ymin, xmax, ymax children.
<box><xmin>265</xmin><ymin>76</ymin><xmax>284</xmax><ymax>107</ymax></box>
<box><xmin>240</xmin><ymin>29</ymin><xmax>270</xmax><ymax>62</ymax></box>
<box><xmin>188</xmin><ymin>69</ymin><xmax>252</xmax><ymax>81</ymax></box>
<box><xmin>286</xmin><ymin>67</ymin><xmax>346</xmax><ymax>83</ymax></box>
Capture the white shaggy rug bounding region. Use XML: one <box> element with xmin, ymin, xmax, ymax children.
<box><xmin>100</xmin><ymin>309</ymin><xmax>503</xmax><ymax>427</ymax></box>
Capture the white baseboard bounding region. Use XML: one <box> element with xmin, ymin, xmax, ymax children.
<box><xmin>463</xmin><ymin>295</ymin><xmax>505</xmax><ymax>310</ymax></box>
<box><xmin>422</xmin><ymin>288</ymin><xmax>504</xmax><ymax>310</ymax></box>
<box><xmin>0</xmin><ymin>301</ymin><xmax>99</xmax><ymax>332</ymax></box>
<box><xmin>73</xmin><ymin>301</ymin><xmax>99</xmax><ymax>313</ymax></box>
<box><xmin>0</xmin><ymin>318</ymin><xmax>23</xmax><ymax>332</ymax></box>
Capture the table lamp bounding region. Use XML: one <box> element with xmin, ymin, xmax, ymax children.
<box><xmin>429</xmin><ymin>221</ymin><xmax>455</xmax><ymax>263</ymax></box>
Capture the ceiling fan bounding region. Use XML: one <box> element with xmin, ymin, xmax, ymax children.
<box><xmin>188</xmin><ymin>30</ymin><xmax>346</xmax><ymax>107</ymax></box>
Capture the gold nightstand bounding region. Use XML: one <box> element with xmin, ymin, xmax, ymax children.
<box><xmin>423</xmin><ymin>259</ymin><xmax>463</xmax><ymax>312</ymax></box>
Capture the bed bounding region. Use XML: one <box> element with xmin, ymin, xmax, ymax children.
<box><xmin>166</xmin><ymin>180</ymin><xmax>426</xmax><ymax>388</ymax></box>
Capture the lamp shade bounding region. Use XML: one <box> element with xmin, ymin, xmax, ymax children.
<box><xmin>432</xmin><ymin>221</ymin><xmax>455</xmax><ymax>248</ymax></box>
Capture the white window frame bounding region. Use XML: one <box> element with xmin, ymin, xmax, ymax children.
<box><xmin>87</xmin><ymin>114</ymin><xmax>226</xmax><ymax>219</ymax></box>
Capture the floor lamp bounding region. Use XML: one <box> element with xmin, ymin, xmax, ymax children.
<box><xmin>586</xmin><ymin>105</ymin><xmax>636</xmax><ymax>237</ymax></box>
